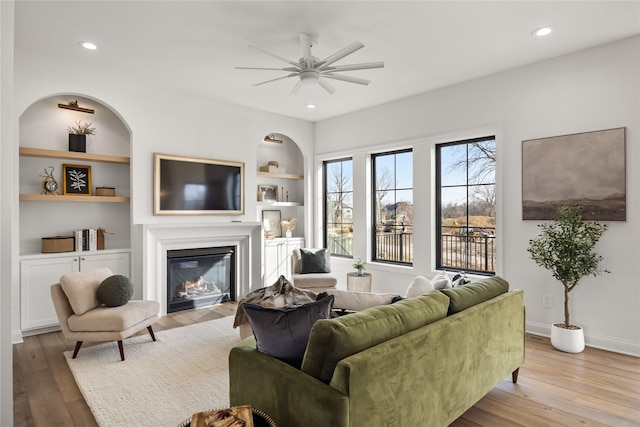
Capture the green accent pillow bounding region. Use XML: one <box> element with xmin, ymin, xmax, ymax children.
<box><xmin>300</xmin><ymin>248</ymin><xmax>329</xmax><ymax>273</ymax></box>
<box><xmin>301</xmin><ymin>291</ymin><xmax>450</xmax><ymax>383</ymax></box>
<box><xmin>96</xmin><ymin>275</ymin><xmax>134</xmax><ymax>307</ymax></box>
<box><xmin>440</xmin><ymin>276</ymin><xmax>509</xmax><ymax>314</ymax></box>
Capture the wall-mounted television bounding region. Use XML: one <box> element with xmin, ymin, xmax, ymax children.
<box><xmin>154</xmin><ymin>153</ymin><xmax>244</xmax><ymax>215</ymax></box>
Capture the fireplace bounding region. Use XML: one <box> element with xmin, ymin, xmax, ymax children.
<box><xmin>166</xmin><ymin>246</ymin><xmax>236</xmax><ymax>313</ymax></box>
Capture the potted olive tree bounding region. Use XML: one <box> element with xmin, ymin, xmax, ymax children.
<box><xmin>527</xmin><ymin>206</ymin><xmax>608</xmax><ymax>353</ymax></box>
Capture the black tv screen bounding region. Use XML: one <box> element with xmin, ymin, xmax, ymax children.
<box><xmin>154</xmin><ymin>153</ymin><xmax>244</xmax><ymax>215</ymax></box>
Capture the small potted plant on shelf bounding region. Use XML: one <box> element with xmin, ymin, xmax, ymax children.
<box><xmin>67</xmin><ymin>121</ymin><xmax>97</xmax><ymax>153</ymax></box>
<box><xmin>527</xmin><ymin>205</ymin><xmax>608</xmax><ymax>353</ymax></box>
<box><xmin>353</xmin><ymin>258</ymin><xmax>367</xmax><ymax>276</ymax></box>
<box><xmin>280</xmin><ymin>218</ymin><xmax>296</xmax><ymax>238</ymax></box>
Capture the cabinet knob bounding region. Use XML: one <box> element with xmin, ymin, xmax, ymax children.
<box><xmin>81</xmin><ymin>257</ymin><xmax>86</xmax><ymax>261</ymax></box>
<box><xmin>74</xmin><ymin>258</ymin><xmax>79</xmax><ymax>262</ymax></box>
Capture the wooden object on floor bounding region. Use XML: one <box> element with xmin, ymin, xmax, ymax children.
<box><xmin>13</xmin><ymin>302</ymin><xmax>640</xmax><ymax>427</ymax></box>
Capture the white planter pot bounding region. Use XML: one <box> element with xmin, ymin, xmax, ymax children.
<box><xmin>550</xmin><ymin>323</ymin><xmax>585</xmax><ymax>353</ymax></box>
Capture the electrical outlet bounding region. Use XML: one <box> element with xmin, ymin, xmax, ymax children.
<box><xmin>543</xmin><ymin>295</ymin><xmax>553</xmax><ymax>308</ymax></box>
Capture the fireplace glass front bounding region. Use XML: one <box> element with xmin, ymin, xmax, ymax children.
<box><xmin>166</xmin><ymin>246</ymin><xmax>235</xmax><ymax>313</ymax></box>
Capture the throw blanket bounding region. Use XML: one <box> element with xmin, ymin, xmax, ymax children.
<box><xmin>233</xmin><ymin>275</ymin><xmax>317</xmax><ymax>328</ymax></box>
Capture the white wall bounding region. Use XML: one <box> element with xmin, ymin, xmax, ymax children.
<box><xmin>11</xmin><ymin>32</ymin><xmax>314</xmax><ymax>338</ymax></box>
<box><xmin>315</xmin><ymin>36</ymin><xmax>640</xmax><ymax>356</ymax></box>
<box><xmin>0</xmin><ymin>1</ymin><xmax>15</xmax><ymax>423</ymax></box>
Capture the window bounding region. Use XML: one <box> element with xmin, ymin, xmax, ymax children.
<box><xmin>436</xmin><ymin>136</ymin><xmax>496</xmax><ymax>274</ymax></box>
<box><xmin>372</xmin><ymin>149</ymin><xmax>413</xmax><ymax>264</ymax></box>
<box><xmin>324</xmin><ymin>158</ymin><xmax>353</xmax><ymax>257</ymax></box>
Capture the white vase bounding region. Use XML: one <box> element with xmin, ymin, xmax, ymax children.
<box><xmin>550</xmin><ymin>323</ymin><xmax>585</xmax><ymax>353</ymax></box>
<box><xmin>285</xmin><ymin>230</ymin><xmax>292</xmax><ymax>238</ymax></box>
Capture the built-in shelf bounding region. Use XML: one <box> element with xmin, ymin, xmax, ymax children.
<box><xmin>257</xmin><ymin>201</ymin><xmax>302</xmax><ymax>207</ymax></box>
<box><xmin>257</xmin><ymin>171</ymin><xmax>304</xmax><ymax>180</ymax></box>
<box><xmin>20</xmin><ymin>194</ymin><xmax>130</xmax><ymax>203</ymax></box>
<box><xmin>19</xmin><ymin>147</ymin><xmax>130</xmax><ymax>164</ymax></box>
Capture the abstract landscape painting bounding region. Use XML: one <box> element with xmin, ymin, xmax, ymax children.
<box><xmin>522</xmin><ymin>127</ymin><xmax>625</xmax><ymax>221</ymax></box>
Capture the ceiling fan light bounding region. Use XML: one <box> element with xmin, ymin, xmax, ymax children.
<box><xmin>299</xmin><ymin>71</ymin><xmax>319</xmax><ymax>85</ymax></box>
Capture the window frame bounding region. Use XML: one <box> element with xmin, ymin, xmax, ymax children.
<box><xmin>371</xmin><ymin>148</ymin><xmax>414</xmax><ymax>266</ymax></box>
<box><xmin>323</xmin><ymin>157</ymin><xmax>354</xmax><ymax>258</ymax></box>
<box><xmin>435</xmin><ymin>135</ymin><xmax>496</xmax><ymax>275</ymax></box>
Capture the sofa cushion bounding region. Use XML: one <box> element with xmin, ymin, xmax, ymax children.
<box><xmin>60</xmin><ymin>267</ymin><xmax>113</xmax><ymax>315</ymax></box>
<box><xmin>327</xmin><ymin>289</ymin><xmax>401</xmax><ymax>312</ymax></box>
<box><xmin>301</xmin><ymin>291</ymin><xmax>450</xmax><ymax>383</ymax></box>
<box><xmin>431</xmin><ymin>272</ymin><xmax>452</xmax><ymax>290</ymax></box>
<box><xmin>440</xmin><ymin>276</ymin><xmax>509</xmax><ymax>314</ymax></box>
<box><xmin>300</xmin><ymin>248</ymin><xmax>330</xmax><ymax>273</ymax></box>
<box><xmin>404</xmin><ymin>275</ymin><xmax>435</xmax><ymax>298</ymax></box>
<box><xmin>97</xmin><ymin>274</ymin><xmax>134</xmax><ymax>307</ymax></box>
<box><xmin>244</xmin><ymin>295</ymin><xmax>335</xmax><ymax>368</ymax></box>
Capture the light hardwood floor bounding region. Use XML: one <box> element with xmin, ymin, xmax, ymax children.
<box><xmin>13</xmin><ymin>302</ymin><xmax>640</xmax><ymax>426</ymax></box>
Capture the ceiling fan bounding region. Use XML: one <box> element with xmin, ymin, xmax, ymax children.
<box><xmin>236</xmin><ymin>34</ymin><xmax>384</xmax><ymax>95</ymax></box>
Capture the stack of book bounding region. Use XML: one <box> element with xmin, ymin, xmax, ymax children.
<box><xmin>74</xmin><ymin>228</ymin><xmax>101</xmax><ymax>252</ymax></box>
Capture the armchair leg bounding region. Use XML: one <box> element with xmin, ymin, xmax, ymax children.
<box><xmin>72</xmin><ymin>341</ymin><xmax>83</xmax><ymax>359</ymax></box>
<box><xmin>118</xmin><ymin>340</ymin><xmax>125</xmax><ymax>361</ymax></box>
<box><xmin>147</xmin><ymin>325</ymin><xmax>157</xmax><ymax>342</ymax></box>
<box><xmin>512</xmin><ymin>368</ymin><xmax>520</xmax><ymax>383</ymax></box>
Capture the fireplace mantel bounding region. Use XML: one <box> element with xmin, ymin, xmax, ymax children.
<box><xmin>142</xmin><ymin>222</ymin><xmax>262</xmax><ymax>316</ymax></box>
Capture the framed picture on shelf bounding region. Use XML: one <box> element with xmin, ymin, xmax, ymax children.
<box><xmin>262</xmin><ymin>209</ymin><xmax>282</xmax><ymax>238</ymax></box>
<box><xmin>63</xmin><ymin>164</ymin><xmax>92</xmax><ymax>195</ymax></box>
<box><xmin>258</xmin><ymin>184</ymin><xmax>278</xmax><ymax>202</ymax></box>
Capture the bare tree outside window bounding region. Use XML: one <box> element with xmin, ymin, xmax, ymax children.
<box><xmin>372</xmin><ymin>150</ymin><xmax>413</xmax><ymax>264</ymax></box>
<box><xmin>324</xmin><ymin>159</ymin><xmax>353</xmax><ymax>256</ymax></box>
<box><xmin>437</xmin><ymin>137</ymin><xmax>496</xmax><ymax>274</ymax></box>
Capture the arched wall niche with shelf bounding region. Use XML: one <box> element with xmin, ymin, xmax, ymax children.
<box><xmin>257</xmin><ymin>132</ymin><xmax>307</xmax><ymax>285</ymax></box>
<box><xmin>18</xmin><ymin>93</ymin><xmax>132</xmax><ymax>255</ymax></box>
<box><xmin>256</xmin><ymin>132</ymin><xmax>306</xmax><ymax>239</ymax></box>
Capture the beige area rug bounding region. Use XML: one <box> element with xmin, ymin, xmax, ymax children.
<box><xmin>65</xmin><ymin>315</ymin><xmax>241</xmax><ymax>427</ymax></box>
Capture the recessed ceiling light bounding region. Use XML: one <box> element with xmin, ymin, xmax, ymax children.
<box><xmin>306</xmin><ymin>104</ymin><xmax>316</xmax><ymax>109</ymax></box>
<box><xmin>532</xmin><ymin>27</ymin><xmax>553</xmax><ymax>37</ymax></box>
<box><xmin>79</xmin><ymin>41</ymin><xmax>97</xmax><ymax>50</ymax></box>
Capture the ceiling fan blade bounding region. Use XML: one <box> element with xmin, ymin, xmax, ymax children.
<box><xmin>322</xmin><ymin>73</ymin><xmax>371</xmax><ymax>85</ymax></box>
<box><xmin>318</xmin><ymin>78</ymin><xmax>336</xmax><ymax>95</ymax></box>
<box><xmin>299</xmin><ymin>34</ymin><xmax>313</xmax><ymax>68</ymax></box>
<box><xmin>250</xmin><ymin>45</ymin><xmax>301</xmax><ymax>68</ymax></box>
<box><xmin>253</xmin><ymin>73</ymin><xmax>298</xmax><ymax>86</ymax></box>
<box><xmin>236</xmin><ymin>66</ymin><xmax>299</xmax><ymax>72</ymax></box>
<box><xmin>318</xmin><ymin>41</ymin><xmax>364</xmax><ymax>67</ymax></box>
<box><xmin>290</xmin><ymin>80</ymin><xmax>302</xmax><ymax>95</ymax></box>
<box><xmin>320</xmin><ymin>61</ymin><xmax>384</xmax><ymax>72</ymax></box>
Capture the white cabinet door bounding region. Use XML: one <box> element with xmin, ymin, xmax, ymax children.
<box><xmin>264</xmin><ymin>240</ymin><xmax>285</xmax><ymax>285</ymax></box>
<box><xmin>20</xmin><ymin>255</ymin><xmax>79</xmax><ymax>330</ymax></box>
<box><xmin>81</xmin><ymin>251</ymin><xmax>130</xmax><ymax>277</ymax></box>
<box><xmin>263</xmin><ymin>238</ymin><xmax>304</xmax><ymax>285</ymax></box>
<box><xmin>20</xmin><ymin>250</ymin><xmax>131</xmax><ymax>332</ymax></box>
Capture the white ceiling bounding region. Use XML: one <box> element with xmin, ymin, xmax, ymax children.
<box><xmin>14</xmin><ymin>1</ymin><xmax>640</xmax><ymax>122</ymax></box>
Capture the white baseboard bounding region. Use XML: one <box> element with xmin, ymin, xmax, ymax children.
<box><xmin>12</xmin><ymin>329</ymin><xmax>23</xmax><ymax>344</ymax></box>
<box><xmin>526</xmin><ymin>321</ymin><xmax>640</xmax><ymax>357</ymax></box>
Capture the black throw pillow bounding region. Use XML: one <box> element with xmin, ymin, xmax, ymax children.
<box><xmin>300</xmin><ymin>248</ymin><xmax>329</xmax><ymax>274</ymax></box>
<box><xmin>244</xmin><ymin>295</ymin><xmax>335</xmax><ymax>368</ymax></box>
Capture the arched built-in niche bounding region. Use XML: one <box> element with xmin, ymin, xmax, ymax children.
<box><xmin>256</xmin><ymin>132</ymin><xmax>307</xmax><ymax>285</ymax></box>
<box><xmin>18</xmin><ymin>94</ymin><xmax>131</xmax><ymax>254</ymax></box>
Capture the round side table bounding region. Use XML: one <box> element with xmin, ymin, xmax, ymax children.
<box><xmin>347</xmin><ymin>272</ymin><xmax>372</xmax><ymax>292</ymax></box>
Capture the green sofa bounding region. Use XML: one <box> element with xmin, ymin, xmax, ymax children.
<box><xmin>229</xmin><ymin>276</ymin><xmax>525</xmax><ymax>427</ymax></box>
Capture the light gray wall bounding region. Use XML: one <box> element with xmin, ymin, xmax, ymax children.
<box><xmin>0</xmin><ymin>1</ymin><xmax>15</xmax><ymax>424</ymax></box>
<box><xmin>315</xmin><ymin>36</ymin><xmax>640</xmax><ymax>356</ymax></box>
<box><xmin>11</xmin><ymin>25</ymin><xmax>314</xmax><ymax>344</ymax></box>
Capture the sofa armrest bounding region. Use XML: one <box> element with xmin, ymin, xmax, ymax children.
<box><xmin>229</xmin><ymin>337</ymin><xmax>349</xmax><ymax>427</ymax></box>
